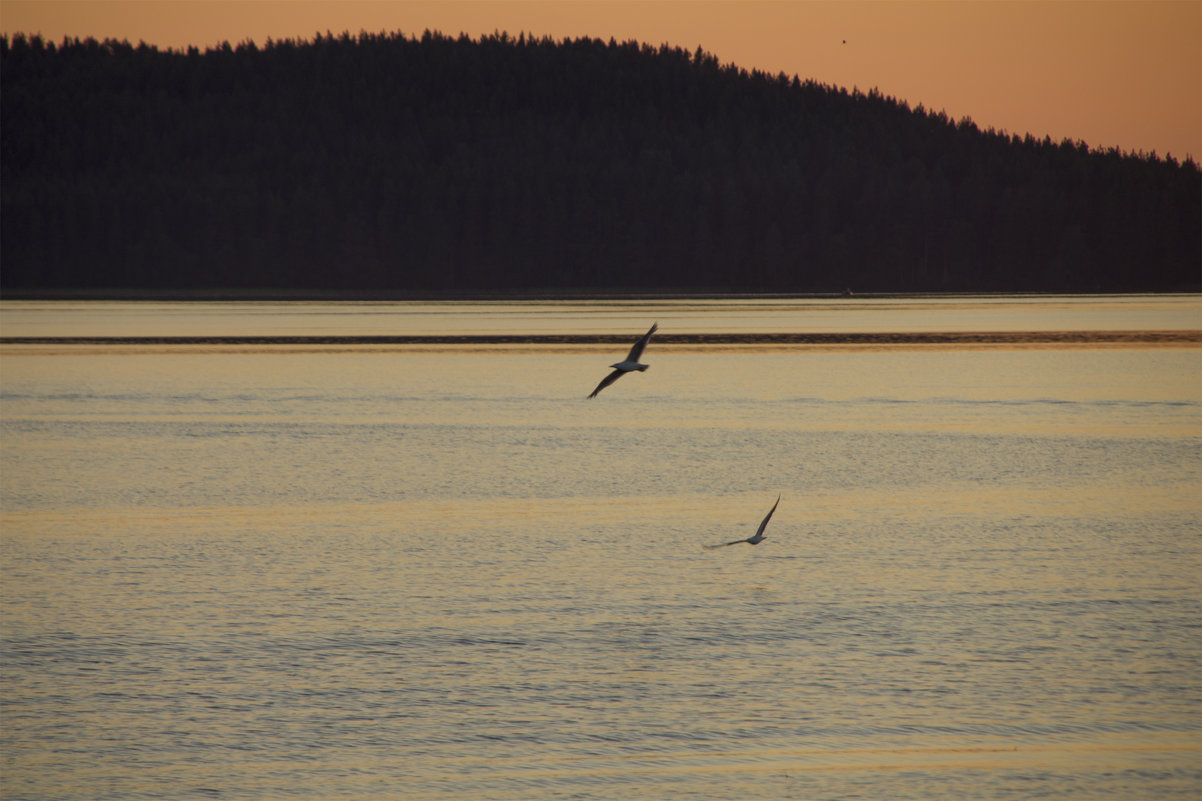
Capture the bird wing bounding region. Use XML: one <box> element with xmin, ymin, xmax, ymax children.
<box><xmin>754</xmin><ymin>495</ymin><xmax>781</xmax><ymax>540</ymax></box>
<box><xmin>703</xmin><ymin>538</ymin><xmax>749</xmax><ymax>549</ymax></box>
<box><xmin>624</xmin><ymin>322</ymin><xmax>658</xmax><ymax>362</ymax></box>
<box><xmin>588</xmin><ymin>368</ymin><xmax>625</xmax><ymax>398</ymax></box>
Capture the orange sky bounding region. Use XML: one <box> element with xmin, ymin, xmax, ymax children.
<box><xmin>2</xmin><ymin>0</ymin><xmax>1199</xmax><ymax>161</ymax></box>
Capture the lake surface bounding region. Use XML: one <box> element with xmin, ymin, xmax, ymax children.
<box><xmin>2</xmin><ymin>294</ymin><xmax>1200</xmax><ymax>338</ymax></box>
<box><xmin>2</xmin><ymin>297</ymin><xmax>1200</xmax><ymax>800</ymax></box>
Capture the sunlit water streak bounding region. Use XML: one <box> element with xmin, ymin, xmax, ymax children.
<box><xmin>2</xmin><ymin>294</ymin><xmax>1199</xmax><ymax>338</ymax></box>
<box><xmin>1</xmin><ymin>299</ymin><xmax>1200</xmax><ymax>800</ymax></box>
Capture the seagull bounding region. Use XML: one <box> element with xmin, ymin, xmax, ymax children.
<box><xmin>705</xmin><ymin>495</ymin><xmax>781</xmax><ymax>549</ymax></box>
<box><xmin>587</xmin><ymin>322</ymin><xmax>658</xmax><ymax>398</ymax></box>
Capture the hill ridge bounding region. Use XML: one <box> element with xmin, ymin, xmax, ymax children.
<box><xmin>2</xmin><ymin>30</ymin><xmax>1198</xmax><ymax>294</ymax></box>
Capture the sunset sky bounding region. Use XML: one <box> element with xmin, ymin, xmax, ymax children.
<box><xmin>2</xmin><ymin>0</ymin><xmax>1199</xmax><ymax>161</ymax></box>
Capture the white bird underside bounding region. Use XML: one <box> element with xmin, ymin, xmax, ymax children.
<box><xmin>588</xmin><ymin>322</ymin><xmax>658</xmax><ymax>398</ymax></box>
<box><xmin>705</xmin><ymin>495</ymin><xmax>781</xmax><ymax>549</ymax></box>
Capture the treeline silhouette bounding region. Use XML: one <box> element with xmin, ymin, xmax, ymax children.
<box><xmin>2</xmin><ymin>30</ymin><xmax>1198</xmax><ymax>295</ymax></box>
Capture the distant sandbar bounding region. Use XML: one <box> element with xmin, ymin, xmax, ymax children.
<box><xmin>2</xmin><ymin>331</ymin><xmax>1198</xmax><ymax>347</ymax></box>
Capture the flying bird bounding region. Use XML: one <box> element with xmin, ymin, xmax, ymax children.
<box><xmin>587</xmin><ymin>322</ymin><xmax>658</xmax><ymax>398</ymax></box>
<box><xmin>705</xmin><ymin>495</ymin><xmax>781</xmax><ymax>549</ymax></box>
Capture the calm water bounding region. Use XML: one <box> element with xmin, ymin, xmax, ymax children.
<box><xmin>2</xmin><ymin>294</ymin><xmax>1200</xmax><ymax>337</ymax></box>
<box><xmin>2</xmin><ymin>298</ymin><xmax>1200</xmax><ymax>800</ymax></box>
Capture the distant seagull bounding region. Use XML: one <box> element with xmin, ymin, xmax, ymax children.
<box><xmin>705</xmin><ymin>495</ymin><xmax>781</xmax><ymax>549</ymax></box>
<box><xmin>587</xmin><ymin>322</ymin><xmax>658</xmax><ymax>398</ymax></box>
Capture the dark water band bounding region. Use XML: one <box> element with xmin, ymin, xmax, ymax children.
<box><xmin>2</xmin><ymin>331</ymin><xmax>1198</xmax><ymax>346</ymax></box>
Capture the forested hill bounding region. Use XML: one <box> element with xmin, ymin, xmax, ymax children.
<box><xmin>2</xmin><ymin>31</ymin><xmax>1199</xmax><ymax>295</ymax></box>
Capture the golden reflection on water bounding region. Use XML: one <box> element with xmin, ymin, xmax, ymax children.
<box><xmin>2</xmin><ymin>295</ymin><xmax>1200</xmax><ymax>338</ymax></box>
<box><xmin>438</xmin><ymin>731</ymin><xmax>1201</xmax><ymax>778</ymax></box>
<box><xmin>1</xmin><ymin>316</ymin><xmax>1199</xmax><ymax>799</ymax></box>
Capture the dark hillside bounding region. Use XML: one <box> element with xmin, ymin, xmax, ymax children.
<box><xmin>2</xmin><ymin>30</ymin><xmax>1198</xmax><ymax>295</ymax></box>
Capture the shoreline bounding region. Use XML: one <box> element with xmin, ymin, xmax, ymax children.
<box><xmin>3</xmin><ymin>290</ymin><xmax>1200</xmax><ymax>302</ymax></box>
